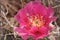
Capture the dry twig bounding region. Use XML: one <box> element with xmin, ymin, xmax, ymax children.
<box><xmin>1</xmin><ymin>5</ymin><xmax>14</xmax><ymax>28</ymax></box>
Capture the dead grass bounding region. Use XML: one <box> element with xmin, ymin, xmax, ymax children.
<box><xmin>0</xmin><ymin>0</ymin><xmax>60</xmax><ymax>40</ymax></box>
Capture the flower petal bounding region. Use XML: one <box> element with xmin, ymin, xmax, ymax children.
<box><xmin>25</xmin><ymin>1</ymin><xmax>47</xmax><ymax>16</ymax></box>
<box><xmin>14</xmin><ymin>8</ymin><xmax>30</xmax><ymax>26</ymax></box>
<box><xmin>39</xmin><ymin>26</ymin><xmax>49</xmax><ymax>37</ymax></box>
<box><xmin>47</xmin><ymin>6</ymin><xmax>54</xmax><ymax>17</ymax></box>
<box><xmin>14</xmin><ymin>27</ymin><xmax>29</xmax><ymax>40</ymax></box>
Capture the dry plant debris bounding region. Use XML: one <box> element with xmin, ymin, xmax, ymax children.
<box><xmin>0</xmin><ymin>0</ymin><xmax>60</xmax><ymax>40</ymax></box>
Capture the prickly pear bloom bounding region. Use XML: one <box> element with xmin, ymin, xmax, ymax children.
<box><xmin>14</xmin><ymin>1</ymin><xmax>56</xmax><ymax>40</ymax></box>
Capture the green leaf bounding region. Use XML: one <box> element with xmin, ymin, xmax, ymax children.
<box><xmin>44</xmin><ymin>37</ymin><xmax>50</xmax><ymax>40</ymax></box>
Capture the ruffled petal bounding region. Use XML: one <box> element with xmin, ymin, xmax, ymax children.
<box><xmin>14</xmin><ymin>27</ymin><xmax>29</xmax><ymax>40</ymax></box>
<box><xmin>14</xmin><ymin>8</ymin><xmax>30</xmax><ymax>26</ymax></box>
<box><xmin>44</xmin><ymin>16</ymin><xmax>56</xmax><ymax>25</ymax></box>
<box><xmin>25</xmin><ymin>1</ymin><xmax>47</xmax><ymax>16</ymax></box>
<box><xmin>47</xmin><ymin>6</ymin><xmax>54</xmax><ymax>17</ymax></box>
<box><xmin>39</xmin><ymin>26</ymin><xmax>49</xmax><ymax>38</ymax></box>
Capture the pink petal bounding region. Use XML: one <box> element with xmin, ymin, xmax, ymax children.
<box><xmin>39</xmin><ymin>26</ymin><xmax>48</xmax><ymax>36</ymax></box>
<box><xmin>25</xmin><ymin>1</ymin><xmax>47</xmax><ymax>16</ymax></box>
<box><xmin>14</xmin><ymin>8</ymin><xmax>30</xmax><ymax>26</ymax></box>
<box><xmin>47</xmin><ymin>6</ymin><xmax>54</xmax><ymax>17</ymax></box>
<box><xmin>14</xmin><ymin>27</ymin><xmax>29</xmax><ymax>40</ymax></box>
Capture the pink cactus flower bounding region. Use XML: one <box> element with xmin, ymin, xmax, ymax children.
<box><xmin>14</xmin><ymin>1</ymin><xmax>56</xmax><ymax>40</ymax></box>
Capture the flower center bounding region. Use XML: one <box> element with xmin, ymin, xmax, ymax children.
<box><xmin>30</xmin><ymin>16</ymin><xmax>45</xmax><ymax>27</ymax></box>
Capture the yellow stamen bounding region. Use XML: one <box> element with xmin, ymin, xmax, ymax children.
<box><xmin>30</xmin><ymin>16</ymin><xmax>44</xmax><ymax>27</ymax></box>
